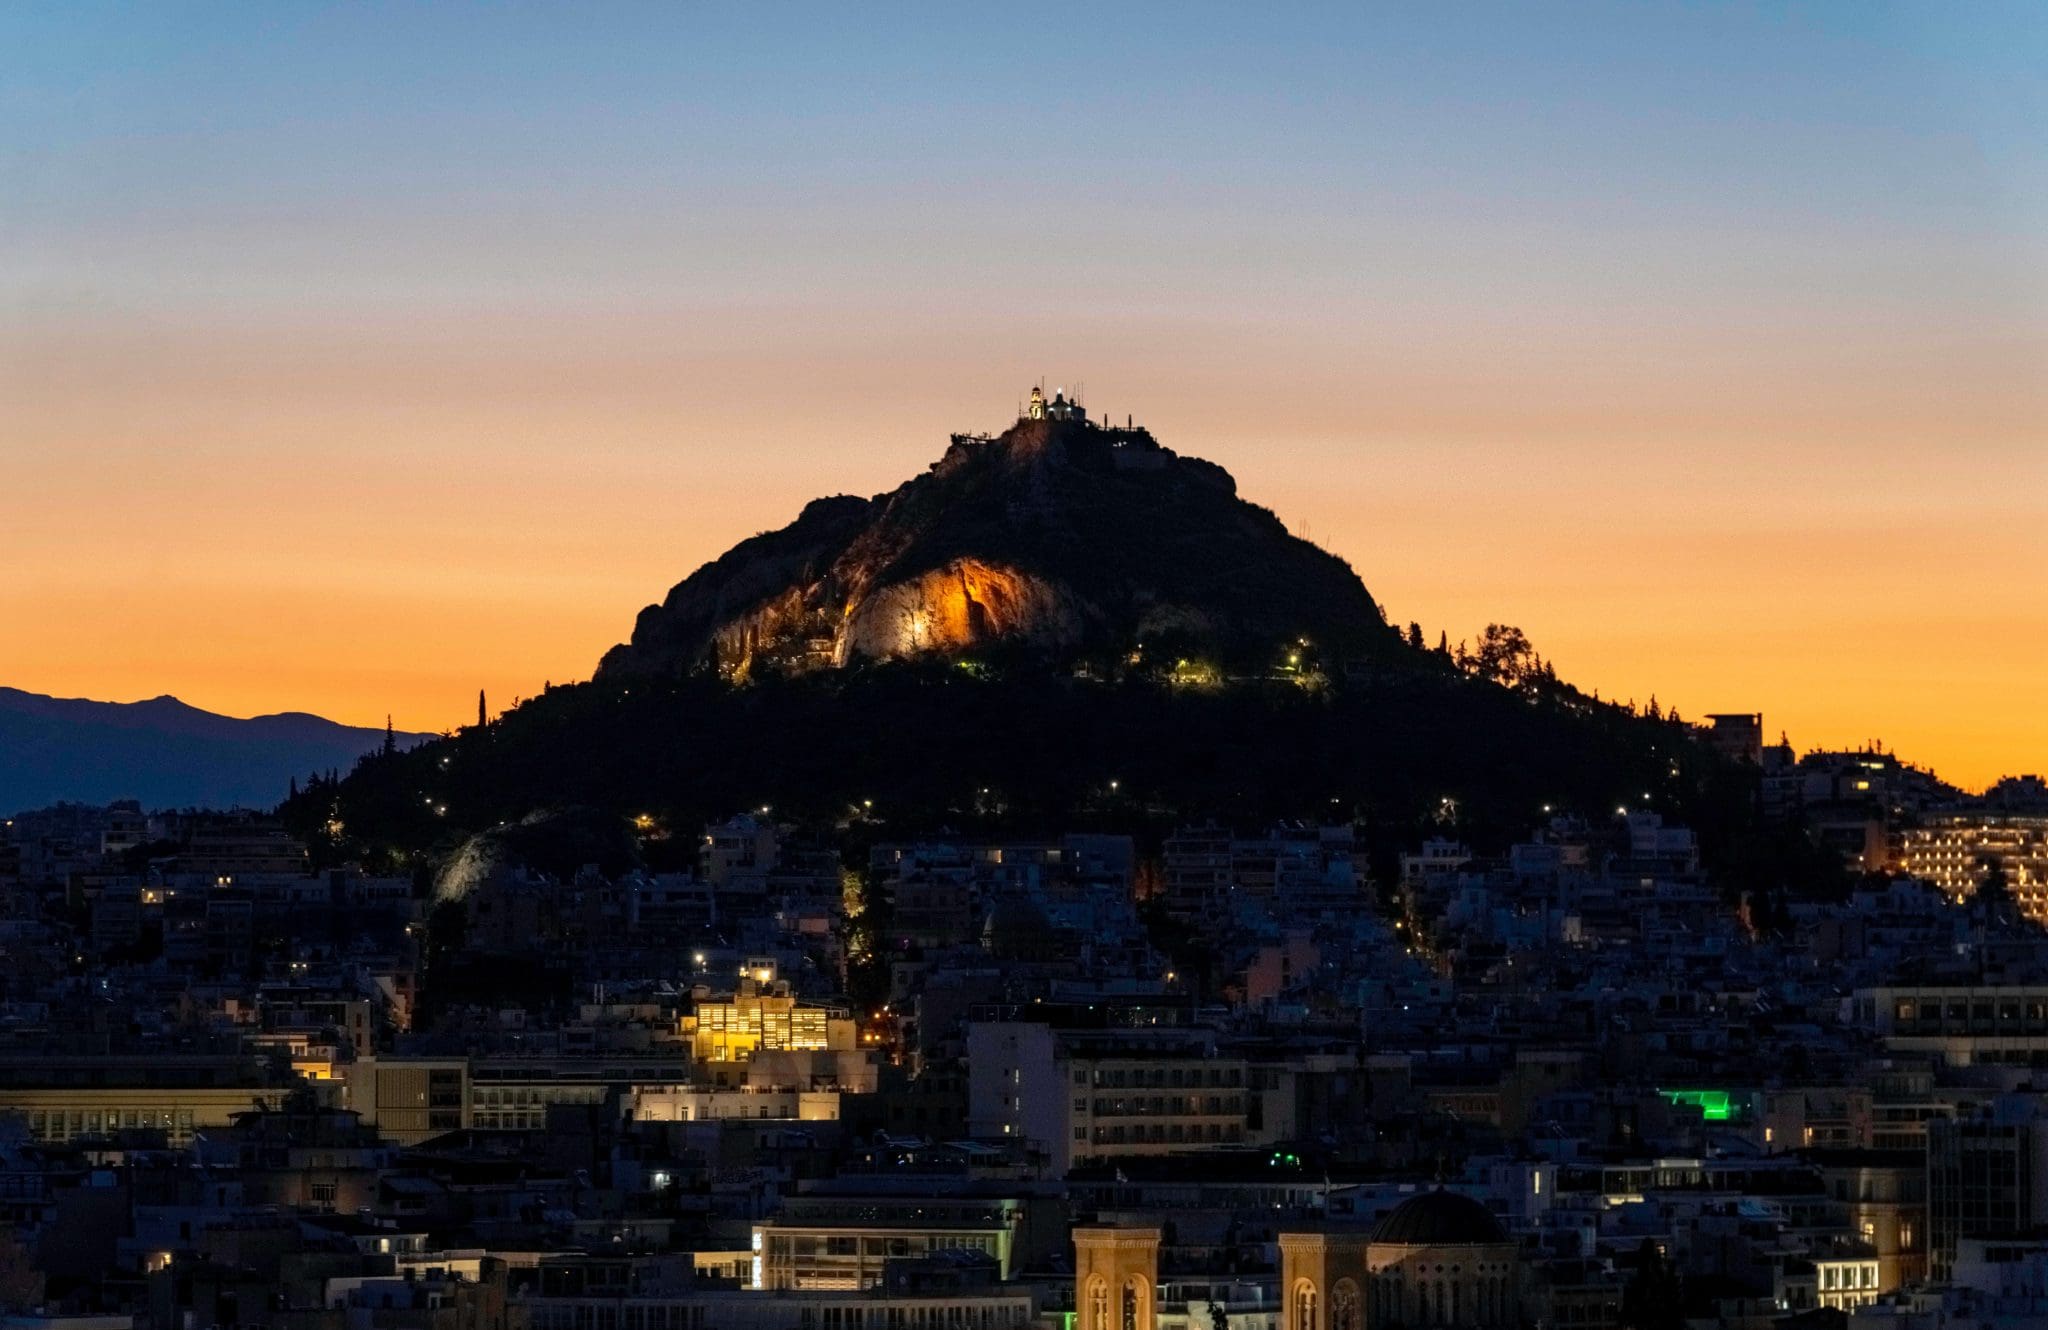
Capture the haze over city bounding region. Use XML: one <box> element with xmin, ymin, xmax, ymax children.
<box><xmin>8</xmin><ymin>2</ymin><xmax>2046</xmax><ymax>788</ymax></box>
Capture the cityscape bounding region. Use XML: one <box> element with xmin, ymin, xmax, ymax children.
<box><xmin>6</xmin><ymin>7</ymin><xmax>2047</xmax><ymax>1330</ymax></box>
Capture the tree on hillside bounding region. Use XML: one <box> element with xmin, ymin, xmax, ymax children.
<box><xmin>1468</xmin><ymin>623</ymin><xmax>1539</xmax><ymax>686</ymax></box>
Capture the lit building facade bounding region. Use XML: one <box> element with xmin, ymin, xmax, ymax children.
<box><xmin>0</xmin><ymin>1053</ymin><xmax>292</xmax><ymax>1146</ymax></box>
<box><xmin>0</xmin><ymin>1087</ymin><xmax>290</xmax><ymax>1146</ymax></box>
<box><xmin>685</xmin><ymin>981</ymin><xmax>855</xmax><ymax>1063</ymax></box>
<box><xmin>1899</xmin><ymin>813</ymin><xmax>2048</xmax><ymax>918</ymax></box>
<box><xmin>1811</xmin><ymin>1254</ymin><xmax>1883</xmax><ymax>1311</ymax></box>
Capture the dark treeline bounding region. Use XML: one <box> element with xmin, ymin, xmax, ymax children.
<box><xmin>279</xmin><ymin>643</ymin><xmax>1835</xmax><ymax>909</ymax></box>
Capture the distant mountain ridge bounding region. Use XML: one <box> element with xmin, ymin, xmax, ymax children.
<box><xmin>0</xmin><ymin>688</ymin><xmax>433</xmax><ymax>814</ymax></box>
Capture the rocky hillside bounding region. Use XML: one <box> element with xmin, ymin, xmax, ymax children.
<box><xmin>284</xmin><ymin>397</ymin><xmax>1760</xmax><ymax>876</ymax></box>
<box><xmin>599</xmin><ymin>410</ymin><xmax>1399</xmax><ymax>680</ymax></box>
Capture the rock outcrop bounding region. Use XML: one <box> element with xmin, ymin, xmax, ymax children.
<box><xmin>599</xmin><ymin>408</ymin><xmax>1397</xmax><ymax>679</ymax></box>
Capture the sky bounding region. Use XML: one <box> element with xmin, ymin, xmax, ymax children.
<box><xmin>4</xmin><ymin>3</ymin><xmax>2045</xmax><ymax>791</ymax></box>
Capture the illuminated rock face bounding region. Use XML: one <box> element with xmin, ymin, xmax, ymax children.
<box><xmin>691</xmin><ymin>560</ymin><xmax>1081</xmax><ymax>675</ymax></box>
<box><xmin>696</xmin><ymin>557</ymin><xmax>1081</xmax><ymax>668</ymax></box>
<box><xmin>839</xmin><ymin>559</ymin><xmax>1083</xmax><ymax>662</ymax></box>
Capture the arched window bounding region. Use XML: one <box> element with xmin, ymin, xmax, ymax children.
<box><xmin>1085</xmin><ymin>1277</ymin><xmax>1108</xmax><ymax>1330</ymax></box>
<box><xmin>1293</xmin><ymin>1279</ymin><xmax>1318</xmax><ymax>1330</ymax></box>
<box><xmin>1332</xmin><ymin>1279</ymin><xmax>1361</xmax><ymax>1330</ymax></box>
<box><xmin>1122</xmin><ymin>1277</ymin><xmax>1145</xmax><ymax>1330</ymax></box>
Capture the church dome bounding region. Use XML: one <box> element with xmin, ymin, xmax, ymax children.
<box><xmin>1368</xmin><ymin>1189</ymin><xmax>1508</xmax><ymax>1247</ymax></box>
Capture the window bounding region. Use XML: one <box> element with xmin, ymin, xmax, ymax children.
<box><xmin>1294</xmin><ymin>1281</ymin><xmax>1317</xmax><ymax>1330</ymax></box>
<box><xmin>1332</xmin><ymin>1280</ymin><xmax>1360</xmax><ymax>1330</ymax></box>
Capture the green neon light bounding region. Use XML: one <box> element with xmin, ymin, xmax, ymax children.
<box><xmin>1661</xmin><ymin>1089</ymin><xmax>1733</xmax><ymax>1121</ymax></box>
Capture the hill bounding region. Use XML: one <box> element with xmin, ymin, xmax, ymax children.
<box><xmin>0</xmin><ymin>688</ymin><xmax>433</xmax><ymax>814</ymax></box>
<box><xmin>282</xmin><ymin>399</ymin><xmax>1778</xmax><ymax>883</ymax></box>
<box><xmin>599</xmin><ymin>396</ymin><xmax>1401</xmax><ymax>680</ymax></box>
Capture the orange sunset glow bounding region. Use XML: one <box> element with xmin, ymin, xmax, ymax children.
<box><xmin>7</xmin><ymin>6</ymin><xmax>2046</xmax><ymax>792</ymax></box>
